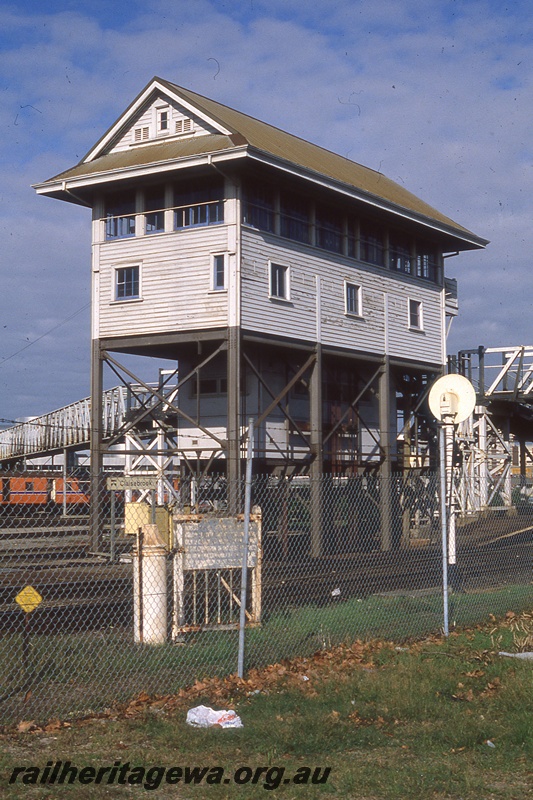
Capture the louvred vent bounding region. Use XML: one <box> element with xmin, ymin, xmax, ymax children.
<box><xmin>134</xmin><ymin>127</ymin><xmax>150</xmax><ymax>142</ymax></box>
<box><xmin>175</xmin><ymin>118</ymin><xmax>193</xmax><ymax>134</ymax></box>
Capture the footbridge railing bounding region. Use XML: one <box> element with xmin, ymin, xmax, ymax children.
<box><xmin>0</xmin><ymin>387</ymin><xmax>130</xmax><ymax>462</ymax></box>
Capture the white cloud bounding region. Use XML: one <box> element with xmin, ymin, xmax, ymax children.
<box><xmin>1</xmin><ymin>0</ymin><xmax>533</xmax><ymax>419</ymax></box>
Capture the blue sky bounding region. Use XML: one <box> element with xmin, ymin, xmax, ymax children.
<box><xmin>1</xmin><ymin>0</ymin><xmax>533</xmax><ymax>421</ymax></box>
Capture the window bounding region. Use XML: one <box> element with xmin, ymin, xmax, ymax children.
<box><xmin>291</xmin><ymin>379</ymin><xmax>308</xmax><ymax>397</ymax></box>
<box><xmin>345</xmin><ymin>282</ymin><xmax>362</xmax><ymax>316</ymax></box>
<box><xmin>174</xmin><ymin>177</ymin><xmax>224</xmax><ymax>229</ymax></box>
<box><xmin>390</xmin><ymin>235</ymin><xmax>412</xmax><ymax>273</ymax></box>
<box><xmin>242</xmin><ymin>183</ymin><xmax>275</xmax><ymax>232</ymax></box>
<box><xmin>360</xmin><ymin>222</ymin><xmax>384</xmax><ymax>266</ymax></box>
<box><xmin>316</xmin><ymin>206</ymin><xmax>342</xmax><ymax>253</ymax></box>
<box><xmin>144</xmin><ymin>186</ymin><xmax>165</xmax><ymax>234</ymax></box>
<box><xmin>157</xmin><ymin>107</ymin><xmax>170</xmax><ymax>133</ymax></box>
<box><xmin>191</xmin><ymin>377</ymin><xmax>227</xmax><ymax>396</ymax></box>
<box><xmin>269</xmin><ymin>261</ymin><xmax>289</xmax><ymax>300</ymax></box>
<box><xmin>105</xmin><ymin>192</ymin><xmax>136</xmax><ymax>239</ymax></box>
<box><xmin>115</xmin><ymin>266</ymin><xmax>140</xmax><ymax>300</ymax></box>
<box><xmin>280</xmin><ymin>191</ymin><xmax>309</xmax><ymax>244</ymax></box>
<box><xmin>408</xmin><ymin>298</ymin><xmax>423</xmax><ymax>330</ymax></box>
<box><xmin>212</xmin><ymin>254</ymin><xmax>226</xmax><ymax>291</ymax></box>
<box><xmin>346</xmin><ymin>218</ymin><xmax>358</xmax><ymax>259</ymax></box>
<box><xmin>416</xmin><ymin>246</ymin><xmax>439</xmax><ymax>281</ymax></box>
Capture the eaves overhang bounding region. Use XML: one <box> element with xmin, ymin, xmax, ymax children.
<box><xmin>35</xmin><ymin>143</ymin><xmax>487</xmax><ymax>253</ymax></box>
<box><xmin>244</xmin><ymin>147</ymin><xmax>489</xmax><ymax>252</ymax></box>
<box><xmin>32</xmin><ymin>144</ymin><xmax>249</xmax><ymax>202</ymax></box>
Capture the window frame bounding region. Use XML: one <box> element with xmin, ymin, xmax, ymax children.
<box><xmin>344</xmin><ymin>281</ymin><xmax>362</xmax><ymax>317</ymax></box>
<box><xmin>408</xmin><ymin>298</ymin><xmax>423</xmax><ymax>331</ymax></box>
<box><xmin>211</xmin><ymin>253</ymin><xmax>227</xmax><ymax>291</ymax></box>
<box><xmin>173</xmin><ymin>177</ymin><xmax>224</xmax><ymax>230</ymax></box>
<box><xmin>144</xmin><ymin>186</ymin><xmax>166</xmax><ymax>235</ymax></box>
<box><xmin>360</xmin><ymin>222</ymin><xmax>385</xmax><ymax>267</ymax></box>
<box><xmin>191</xmin><ymin>376</ymin><xmax>228</xmax><ymax>397</ymax></box>
<box><xmin>315</xmin><ymin>205</ymin><xmax>343</xmax><ymax>254</ymax></box>
<box><xmin>390</xmin><ymin>234</ymin><xmax>413</xmax><ymax>274</ymax></box>
<box><xmin>268</xmin><ymin>261</ymin><xmax>290</xmax><ymax>301</ymax></box>
<box><xmin>279</xmin><ymin>192</ymin><xmax>310</xmax><ymax>244</ymax></box>
<box><xmin>415</xmin><ymin>249</ymin><xmax>439</xmax><ymax>282</ymax></box>
<box><xmin>114</xmin><ymin>264</ymin><xmax>141</xmax><ymax>302</ymax></box>
<box><xmin>156</xmin><ymin>106</ymin><xmax>170</xmax><ymax>134</ymax></box>
<box><xmin>242</xmin><ymin>183</ymin><xmax>276</xmax><ymax>233</ymax></box>
<box><xmin>104</xmin><ymin>191</ymin><xmax>136</xmax><ymax>240</ymax></box>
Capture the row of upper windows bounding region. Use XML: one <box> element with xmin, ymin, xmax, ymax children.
<box><xmin>103</xmin><ymin>178</ymin><xmax>224</xmax><ymax>240</ymax></box>
<box><xmin>242</xmin><ymin>182</ymin><xmax>441</xmax><ymax>283</ymax></box>
<box><xmin>102</xmin><ymin>180</ymin><xmax>441</xmax><ymax>284</ymax></box>
<box><xmin>113</xmin><ymin>259</ymin><xmax>424</xmax><ymax>331</ymax></box>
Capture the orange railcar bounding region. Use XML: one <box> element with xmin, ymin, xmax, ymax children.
<box><xmin>0</xmin><ymin>476</ymin><xmax>90</xmax><ymax>507</ymax></box>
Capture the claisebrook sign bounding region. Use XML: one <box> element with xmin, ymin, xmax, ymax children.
<box><xmin>106</xmin><ymin>476</ymin><xmax>158</xmax><ymax>491</ymax></box>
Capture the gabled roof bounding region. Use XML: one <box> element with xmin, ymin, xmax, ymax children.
<box><xmin>34</xmin><ymin>76</ymin><xmax>488</xmax><ymax>250</ymax></box>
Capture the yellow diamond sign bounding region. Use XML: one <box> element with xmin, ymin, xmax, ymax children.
<box><xmin>15</xmin><ymin>586</ymin><xmax>43</xmax><ymax>614</ymax></box>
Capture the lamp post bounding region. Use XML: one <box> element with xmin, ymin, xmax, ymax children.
<box><xmin>429</xmin><ymin>375</ymin><xmax>476</xmax><ymax>636</ymax></box>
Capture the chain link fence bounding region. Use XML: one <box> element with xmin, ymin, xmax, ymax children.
<box><xmin>0</xmin><ymin>467</ymin><xmax>532</xmax><ymax>723</ymax></box>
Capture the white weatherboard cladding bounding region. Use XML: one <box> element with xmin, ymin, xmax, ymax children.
<box><xmin>386</xmin><ymin>283</ymin><xmax>442</xmax><ymax>363</ymax></box>
<box><xmin>241</xmin><ymin>230</ymin><xmax>444</xmax><ymax>365</ymax></box>
<box><xmin>110</xmin><ymin>96</ymin><xmax>218</xmax><ymax>153</ymax></box>
<box><xmin>96</xmin><ymin>227</ymin><xmax>229</xmax><ymax>338</ymax></box>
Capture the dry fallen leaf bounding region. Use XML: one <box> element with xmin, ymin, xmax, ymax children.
<box><xmin>17</xmin><ymin>720</ymin><xmax>36</xmax><ymax>733</ymax></box>
<box><xmin>452</xmin><ymin>689</ymin><xmax>474</xmax><ymax>702</ymax></box>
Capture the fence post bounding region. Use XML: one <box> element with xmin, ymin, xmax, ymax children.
<box><xmin>439</xmin><ymin>425</ymin><xmax>449</xmax><ymax>637</ymax></box>
<box><xmin>62</xmin><ymin>450</ymin><xmax>68</xmax><ymax>518</ymax></box>
<box><xmin>237</xmin><ymin>418</ymin><xmax>254</xmax><ymax>679</ymax></box>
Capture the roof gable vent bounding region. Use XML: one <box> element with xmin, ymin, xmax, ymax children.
<box><xmin>175</xmin><ymin>117</ymin><xmax>193</xmax><ymax>135</ymax></box>
<box><xmin>134</xmin><ymin>126</ymin><xmax>150</xmax><ymax>142</ymax></box>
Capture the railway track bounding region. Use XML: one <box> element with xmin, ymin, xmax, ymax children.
<box><xmin>0</xmin><ymin>514</ymin><xmax>530</xmax><ymax>632</ymax></box>
<box><xmin>261</xmin><ymin>532</ymin><xmax>533</xmax><ymax>610</ymax></box>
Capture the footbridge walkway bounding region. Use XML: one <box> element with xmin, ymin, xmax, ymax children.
<box><xmin>0</xmin><ymin>387</ymin><xmax>132</xmax><ymax>464</ymax></box>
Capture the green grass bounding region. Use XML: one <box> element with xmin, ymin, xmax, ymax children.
<box><xmin>0</xmin><ymin>612</ymin><xmax>532</xmax><ymax>798</ymax></box>
<box><xmin>0</xmin><ymin>582</ymin><xmax>531</xmax><ymax>726</ymax></box>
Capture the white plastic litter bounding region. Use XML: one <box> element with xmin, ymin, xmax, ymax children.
<box><xmin>498</xmin><ymin>651</ymin><xmax>533</xmax><ymax>660</ymax></box>
<box><xmin>186</xmin><ymin>705</ymin><xmax>243</xmax><ymax>728</ymax></box>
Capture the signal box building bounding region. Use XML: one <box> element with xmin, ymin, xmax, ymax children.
<box><xmin>35</xmin><ymin>77</ymin><xmax>487</xmax><ymax>495</ymax></box>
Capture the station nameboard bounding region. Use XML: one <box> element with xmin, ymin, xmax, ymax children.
<box><xmin>106</xmin><ymin>476</ymin><xmax>158</xmax><ymax>491</ymax></box>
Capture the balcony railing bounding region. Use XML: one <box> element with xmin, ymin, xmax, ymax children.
<box><xmin>445</xmin><ymin>277</ymin><xmax>458</xmax><ymax>316</ymax></box>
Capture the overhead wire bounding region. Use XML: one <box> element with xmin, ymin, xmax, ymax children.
<box><xmin>0</xmin><ymin>302</ymin><xmax>90</xmax><ymax>367</ymax></box>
